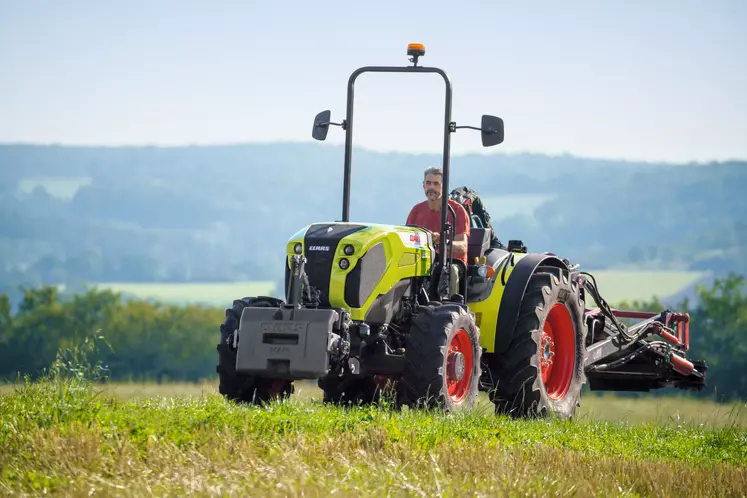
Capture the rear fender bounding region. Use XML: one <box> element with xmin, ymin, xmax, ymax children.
<box><xmin>493</xmin><ymin>253</ymin><xmax>569</xmax><ymax>355</ymax></box>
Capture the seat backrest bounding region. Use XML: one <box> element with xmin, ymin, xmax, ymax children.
<box><xmin>471</xmin><ymin>214</ymin><xmax>484</xmax><ymax>228</ymax></box>
<box><xmin>467</xmin><ymin>227</ymin><xmax>492</xmax><ymax>263</ymax></box>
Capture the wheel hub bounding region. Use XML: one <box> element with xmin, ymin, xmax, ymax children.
<box><xmin>447</xmin><ymin>351</ymin><xmax>465</xmax><ymax>381</ymax></box>
<box><xmin>541</xmin><ymin>334</ymin><xmax>555</xmax><ymax>370</ymax></box>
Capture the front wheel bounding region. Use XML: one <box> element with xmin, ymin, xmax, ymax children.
<box><xmin>216</xmin><ymin>296</ymin><xmax>294</xmax><ymax>404</ymax></box>
<box><xmin>397</xmin><ymin>303</ymin><xmax>482</xmax><ymax>412</ymax></box>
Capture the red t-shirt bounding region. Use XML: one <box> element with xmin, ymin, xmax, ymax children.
<box><xmin>406</xmin><ymin>199</ymin><xmax>471</xmax><ymax>264</ymax></box>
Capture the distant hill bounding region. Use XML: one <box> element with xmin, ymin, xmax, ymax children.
<box><xmin>1</xmin><ymin>142</ymin><xmax>745</xmax><ymax>305</ymax></box>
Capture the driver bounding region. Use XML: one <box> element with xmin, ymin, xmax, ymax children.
<box><xmin>406</xmin><ymin>166</ymin><xmax>471</xmax><ymax>296</ymax></box>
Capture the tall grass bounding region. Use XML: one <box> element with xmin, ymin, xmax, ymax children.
<box><xmin>1</xmin><ymin>339</ymin><xmax>745</xmax><ymax>496</ymax></box>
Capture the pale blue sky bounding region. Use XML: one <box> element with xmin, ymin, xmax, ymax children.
<box><xmin>1</xmin><ymin>0</ymin><xmax>745</xmax><ymax>163</ymax></box>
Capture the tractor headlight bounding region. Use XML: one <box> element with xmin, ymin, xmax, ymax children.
<box><xmin>339</xmin><ymin>258</ymin><xmax>350</xmax><ymax>270</ymax></box>
<box><xmin>293</xmin><ymin>243</ymin><xmax>303</xmax><ymax>254</ymax></box>
<box><xmin>343</xmin><ymin>244</ymin><xmax>355</xmax><ymax>256</ymax></box>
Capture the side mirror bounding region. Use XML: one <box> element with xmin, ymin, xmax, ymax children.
<box><xmin>481</xmin><ymin>115</ymin><xmax>504</xmax><ymax>147</ymax></box>
<box><xmin>312</xmin><ymin>110</ymin><xmax>331</xmax><ymax>141</ymax></box>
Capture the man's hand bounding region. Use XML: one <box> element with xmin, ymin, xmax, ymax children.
<box><xmin>431</xmin><ymin>231</ymin><xmax>440</xmax><ymax>245</ymax></box>
<box><xmin>452</xmin><ymin>233</ymin><xmax>468</xmax><ymax>256</ymax></box>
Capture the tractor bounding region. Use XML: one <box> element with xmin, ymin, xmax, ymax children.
<box><xmin>216</xmin><ymin>43</ymin><xmax>707</xmax><ymax>419</ymax></box>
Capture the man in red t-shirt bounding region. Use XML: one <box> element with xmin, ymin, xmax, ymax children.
<box><xmin>406</xmin><ymin>166</ymin><xmax>471</xmax><ymax>263</ymax></box>
<box><xmin>406</xmin><ymin>166</ymin><xmax>471</xmax><ymax>296</ymax></box>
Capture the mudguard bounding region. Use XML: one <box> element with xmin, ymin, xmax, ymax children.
<box><xmin>493</xmin><ymin>253</ymin><xmax>569</xmax><ymax>355</ymax></box>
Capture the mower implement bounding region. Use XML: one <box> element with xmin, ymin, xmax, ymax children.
<box><xmin>216</xmin><ymin>43</ymin><xmax>707</xmax><ymax>417</ymax></box>
<box><xmin>580</xmin><ymin>271</ymin><xmax>705</xmax><ymax>393</ymax></box>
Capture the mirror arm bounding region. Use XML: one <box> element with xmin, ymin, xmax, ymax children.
<box><xmin>318</xmin><ymin>120</ymin><xmax>347</xmax><ymax>130</ymax></box>
<box><xmin>449</xmin><ymin>122</ymin><xmax>497</xmax><ymax>134</ymax></box>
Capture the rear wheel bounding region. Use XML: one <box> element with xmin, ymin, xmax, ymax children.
<box><xmin>489</xmin><ymin>265</ymin><xmax>587</xmax><ymax>419</ymax></box>
<box><xmin>216</xmin><ymin>296</ymin><xmax>294</xmax><ymax>404</ymax></box>
<box><xmin>397</xmin><ymin>303</ymin><xmax>482</xmax><ymax>412</ymax></box>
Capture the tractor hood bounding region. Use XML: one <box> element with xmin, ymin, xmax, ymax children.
<box><xmin>284</xmin><ymin>222</ymin><xmax>434</xmax><ymax>317</ymax></box>
<box><xmin>286</xmin><ymin>222</ymin><xmax>434</xmax><ymax>257</ymax></box>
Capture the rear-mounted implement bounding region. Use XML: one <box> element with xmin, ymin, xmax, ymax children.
<box><xmin>580</xmin><ymin>272</ymin><xmax>706</xmax><ymax>393</ymax></box>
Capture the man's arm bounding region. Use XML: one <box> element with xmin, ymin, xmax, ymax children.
<box><xmin>450</xmin><ymin>201</ymin><xmax>470</xmax><ymax>257</ymax></box>
<box><xmin>452</xmin><ymin>233</ymin><xmax>468</xmax><ymax>256</ymax></box>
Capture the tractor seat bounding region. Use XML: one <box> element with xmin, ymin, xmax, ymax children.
<box><xmin>471</xmin><ymin>214</ymin><xmax>485</xmax><ymax>228</ymax></box>
<box><xmin>468</xmin><ymin>227</ymin><xmax>492</xmax><ymax>263</ymax></box>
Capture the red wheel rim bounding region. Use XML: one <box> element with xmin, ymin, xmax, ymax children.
<box><xmin>539</xmin><ymin>303</ymin><xmax>575</xmax><ymax>401</ymax></box>
<box><xmin>446</xmin><ymin>328</ymin><xmax>474</xmax><ymax>403</ymax></box>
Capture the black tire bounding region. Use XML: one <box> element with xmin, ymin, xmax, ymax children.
<box><xmin>397</xmin><ymin>303</ymin><xmax>482</xmax><ymax>412</ymax></box>
<box><xmin>489</xmin><ymin>265</ymin><xmax>587</xmax><ymax>419</ymax></box>
<box><xmin>317</xmin><ymin>373</ymin><xmax>383</xmax><ymax>406</ymax></box>
<box><xmin>216</xmin><ymin>296</ymin><xmax>294</xmax><ymax>404</ymax></box>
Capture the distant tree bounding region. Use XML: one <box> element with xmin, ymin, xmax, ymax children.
<box><xmin>688</xmin><ymin>273</ymin><xmax>747</xmax><ymax>401</ymax></box>
<box><xmin>617</xmin><ymin>273</ymin><xmax>747</xmax><ymax>402</ymax></box>
<box><xmin>0</xmin><ymin>294</ymin><xmax>10</xmax><ymax>331</ymax></box>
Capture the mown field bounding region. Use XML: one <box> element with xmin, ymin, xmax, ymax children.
<box><xmin>16</xmin><ymin>176</ymin><xmax>92</xmax><ymax>199</ymax></box>
<box><xmin>1</xmin><ymin>376</ymin><xmax>745</xmax><ymax>496</ymax></box>
<box><xmin>35</xmin><ymin>380</ymin><xmax>747</xmax><ymax>429</ymax></box>
<box><xmin>578</xmin><ymin>269</ymin><xmax>707</xmax><ymax>307</ymax></box>
<box><xmin>83</xmin><ymin>281</ymin><xmax>278</xmax><ymax>307</ymax></box>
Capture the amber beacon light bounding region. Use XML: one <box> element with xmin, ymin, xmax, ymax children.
<box><xmin>407</xmin><ymin>43</ymin><xmax>425</xmax><ymax>56</ymax></box>
<box><xmin>406</xmin><ymin>43</ymin><xmax>426</xmax><ymax>66</ymax></box>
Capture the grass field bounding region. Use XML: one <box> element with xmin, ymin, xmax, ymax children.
<box><xmin>17</xmin><ymin>176</ymin><xmax>92</xmax><ymax>199</ymax></box>
<box><xmin>579</xmin><ymin>269</ymin><xmax>707</xmax><ymax>307</ymax></box>
<box><xmin>1</xmin><ymin>377</ymin><xmax>745</xmax><ymax>496</ymax></box>
<box><xmin>82</xmin><ymin>281</ymin><xmax>278</xmax><ymax>306</ymax></box>
<box><xmin>48</xmin><ymin>380</ymin><xmax>747</xmax><ymax>429</ymax></box>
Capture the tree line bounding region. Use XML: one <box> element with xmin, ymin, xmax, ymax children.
<box><xmin>0</xmin><ymin>285</ymin><xmax>224</xmax><ymax>384</ymax></box>
<box><xmin>1</xmin><ymin>273</ymin><xmax>744</xmax><ymax>402</ymax></box>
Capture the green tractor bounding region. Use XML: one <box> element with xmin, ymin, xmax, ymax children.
<box><xmin>216</xmin><ymin>43</ymin><xmax>707</xmax><ymax>418</ymax></box>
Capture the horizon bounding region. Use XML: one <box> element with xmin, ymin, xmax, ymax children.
<box><xmin>1</xmin><ymin>1</ymin><xmax>745</xmax><ymax>164</ymax></box>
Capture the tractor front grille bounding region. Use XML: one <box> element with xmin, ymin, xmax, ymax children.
<box><xmin>303</xmin><ymin>223</ymin><xmax>366</xmax><ymax>307</ymax></box>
